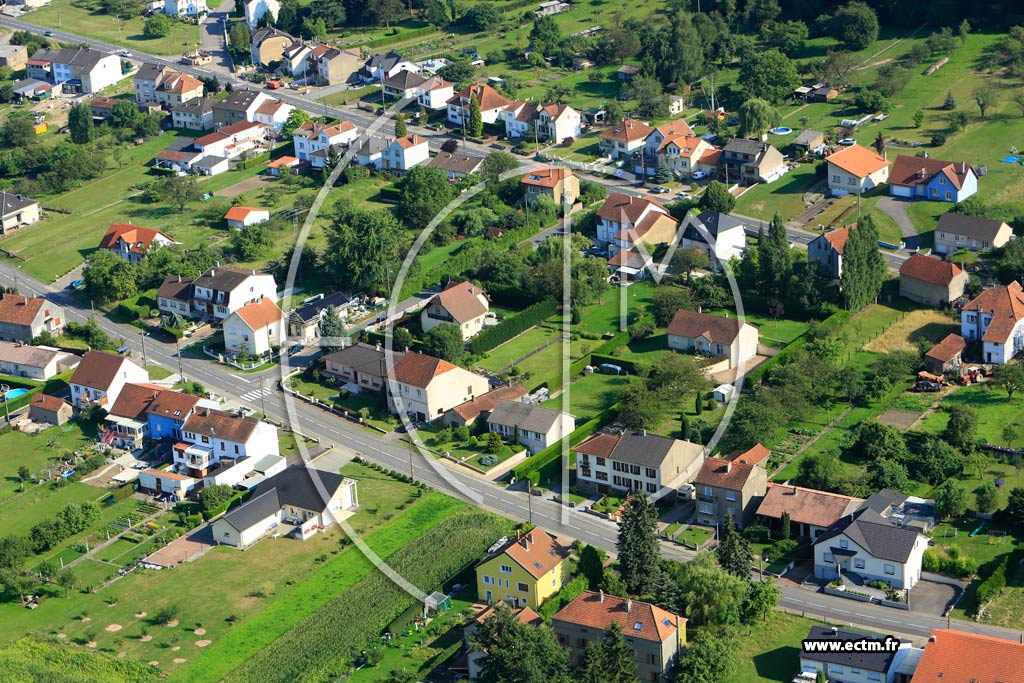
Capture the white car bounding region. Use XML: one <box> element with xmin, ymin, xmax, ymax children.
<box><xmin>838</xmin><ymin>138</ymin><xmax>856</xmax><ymax>146</ymax></box>
<box><xmin>118</xmin><ymin>50</ymin><xmax>133</xmax><ymax>58</ymax></box>
<box><xmin>692</xmin><ymin>170</ymin><xmax>708</xmax><ymax>180</ymax></box>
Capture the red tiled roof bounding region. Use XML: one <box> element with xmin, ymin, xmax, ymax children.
<box><xmin>553</xmin><ymin>591</ymin><xmax>683</xmax><ymax>643</ymax></box>
<box><xmin>447</xmin><ymin>83</ymin><xmax>512</xmax><ymax>111</ymax></box>
<box><xmin>473</xmin><ymin>605</ymin><xmax>541</xmax><ymax>627</ymax></box>
<box><xmin>224</xmin><ymin>206</ymin><xmax>267</xmax><ymax>222</ymax></box>
<box><xmin>757</xmin><ymin>483</ymin><xmax>863</xmax><ymax>529</ymax></box>
<box><xmin>480</xmin><ymin>529</ymin><xmax>568</xmax><ymax>579</ymax></box>
<box><xmin>822</xmin><ymin>227</ymin><xmax>850</xmax><ymax>255</ymax></box>
<box><xmin>70</xmin><ymin>350</ymin><xmax>137</xmax><ymax>391</ymax></box>
<box><xmin>145</xmin><ymin>389</ymin><xmax>200</xmax><ymax>419</ymax></box>
<box><xmin>598</xmin><ymin>118</ymin><xmax>653</xmax><ymax>143</ymax></box>
<box><xmin>910</xmin><ymin>629</ymin><xmax>1024</xmax><ymax>683</ymax></box>
<box><xmin>450</xmin><ymin>383</ymin><xmax>526</xmax><ymax>421</ymax></box>
<box><xmin>217</xmin><ymin>119</ymin><xmax>265</xmax><ymax>136</ymax></box>
<box><xmin>826</xmin><ymin>144</ymin><xmax>888</xmax><ymax>177</ymax></box>
<box><xmin>0</xmin><ymin>294</ymin><xmax>48</xmax><ymax>326</ymax></box>
<box><xmin>391</xmin><ymin>351</ymin><xmax>457</xmax><ymax>387</ymax></box>
<box><xmin>925</xmin><ymin>333</ymin><xmax>966</xmax><ymax>363</ymax></box>
<box><xmin>666</xmin><ymin>309</ymin><xmax>745</xmax><ymax>345</ymax></box>
<box><xmin>183</xmin><ymin>407</ymin><xmax>259</xmax><ymax>444</ymax></box>
<box><xmin>393</xmin><ymin>133</ymin><xmax>427</xmax><ymax>149</ymax></box>
<box><xmin>30</xmin><ymin>393</ymin><xmax>68</xmax><ymax>412</ymax></box>
<box><xmin>729</xmin><ymin>443</ymin><xmax>770</xmax><ymax>466</ymax></box>
<box><xmin>963</xmin><ymin>281</ymin><xmax>1024</xmax><ymax>344</ymax></box>
<box><xmin>889</xmin><ymin>154</ymin><xmax>974</xmax><ymax>190</ymax></box>
<box><xmin>142</xmin><ymin>468</ymin><xmax>193</xmax><ymax>481</ymax></box>
<box><xmin>596</xmin><ymin>193</ymin><xmax>666</xmax><ymax>224</ymax></box>
<box><xmin>899</xmin><ymin>253</ymin><xmax>964</xmax><ymax>286</ymax></box>
<box><xmin>233</xmin><ymin>297</ymin><xmax>284</xmax><ymax>329</ymax></box>
<box><xmin>572</xmin><ymin>432</ymin><xmax>619</xmax><ymax>459</ymax></box>
<box><xmin>99</xmin><ymin>223</ymin><xmax>174</xmax><ymax>254</ymax></box>
<box><xmin>521</xmin><ymin>165</ymin><xmax>572</xmax><ymax>188</ymax></box>
<box><xmin>107</xmin><ymin>382</ymin><xmax>165</xmax><ymax>419</ymax></box>
<box><xmin>694</xmin><ymin>456</ymin><xmax>757</xmax><ymax>491</ymax></box>
<box><xmin>266</xmin><ymin>155</ymin><xmax>299</xmax><ymax>168</ymax></box>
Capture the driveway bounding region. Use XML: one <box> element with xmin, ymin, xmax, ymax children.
<box><xmin>144</xmin><ymin>525</ymin><xmax>217</xmax><ymax>568</ymax></box>
<box><xmin>876</xmin><ymin>196</ymin><xmax>921</xmax><ymax>249</ymax></box>
<box><xmin>910</xmin><ymin>579</ymin><xmax>959</xmax><ymax>616</ymax></box>
<box><xmin>214</xmin><ymin>174</ymin><xmax>276</xmax><ymax>198</ymax></box>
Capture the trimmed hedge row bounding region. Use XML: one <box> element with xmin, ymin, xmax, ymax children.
<box><xmin>589</xmin><ymin>353</ymin><xmax>643</xmax><ymax>375</ymax></box>
<box><xmin>469</xmin><ymin>299</ymin><xmax>557</xmax><ymax>355</ymax></box>
<box><xmin>568</xmin><ymin>329</ymin><xmax>630</xmax><ymax>379</ymax></box>
<box><xmin>975</xmin><ymin>550</ymin><xmax>1021</xmax><ymax>607</ymax></box>
<box><xmin>236</xmin><ymin>151</ymin><xmax>272</xmax><ymax>170</ymax></box>
<box><xmin>510</xmin><ymin>405</ymin><xmax>614</xmax><ymax>482</ymax></box>
<box><xmin>201</xmin><ymin>489</ymin><xmax>252</xmax><ymax>521</ymax></box>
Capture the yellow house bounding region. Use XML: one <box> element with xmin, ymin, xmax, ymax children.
<box><xmin>475</xmin><ymin>529</ymin><xmax>569</xmax><ymax>610</ymax></box>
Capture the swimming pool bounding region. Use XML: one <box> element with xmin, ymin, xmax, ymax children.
<box><xmin>769</xmin><ymin>127</ymin><xmax>793</xmax><ymax>135</ymax></box>
<box><xmin>3</xmin><ymin>388</ymin><xmax>29</xmax><ymax>400</ymax></box>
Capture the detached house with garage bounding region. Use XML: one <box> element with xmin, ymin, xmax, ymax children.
<box><xmin>223</xmin><ymin>297</ymin><xmax>285</xmax><ymax>357</ymax></box>
<box><xmin>421</xmin><ymin>281</ymin><xmax>490</xmax><ymax>341</ymax></box>
<box><xmin>807</xmin><ymin>227</ymin><xmax>849</xmax><ymax>279</ymax></box>
<box><xmin>960</xmin><ymin>281</ymin><xmax>1024</xmax><ymax>364</ymax></box>
<box><xmin>486</xmin><ymin>400</ymin><xmax>575</xmax><ymax>455</ymax></box>
<box><xmin>719</xmin><ymin>138</ymin><xmax>786</xmax><ymax>184</ymax></box>
<box><xmin>429</xmin><ymin>152</ymin><xmax>485</xmax><ymax>181</ymax></box>
<box><xmin>666</xmin><ymin>309</ymin><xmax>759</xmax><ymax>369</ymax></box>
<box><xmin>595</xmin><ymin>193</ymin><xmax>671</xmax><ymax>252</ymax></box>
<box><xmin>693</xmin><ymin>444</ymin><xmax>770</xmax><ymax>529</ymax></box>
<box><xmin>322</xmin><ymin>342</ymin><xmax>403</xmax><ymax>392</ymax></box>
<box><xmin>99</xmin><ymin>223</ymin><xmax>179</xmax><ymax>265</ymax></box>
<box><xmin>387</xmin><ymin>351</ymin><xmax>491</xmax><ymax>423</ymax></box>
<box><xmin>552</xmin><ymin>591</ymin><xmax>685</xmax><ymax>683</ymax></box>
<box><xmin>641</xmin><ymin>119</ymin><xmax>713</xmax><ymax>180</ymax></box>
<box><xmin>757</xmin><ymin>483</ymin><xmax>864</xmax><ymax>540</ymax></box>
<box><xmin>382</xmin><ymin>134</ymin><xmax>430</xmax><ymax>172</ymax></box>
<box><xmin>813</xmin><ymin>506</ymin><xmax>929</xmax><ymax>589</ymax></box>
<box><xmin>475</xmin><ymin>529</ymin><xmax>569</xmax><ymax>609</ymax></box>
<box><xmin>0</xmin><ymin>294</ymin><xmax>64</xmax><ymax>344</ymax></box>
<box><xmin>212</xmin><ymin>466</ymin><xmax>358</xmax><ymax>548</ymax></box>
<box><xmin>826</xmin><ymin>144</ymin><xmax>889</xmax><ymax>196</ymax></box>
<box><xmin>598</xmin><ymin>118</ymin><xmax>653</xmax><ymax>161</ymax></box>
<box><xmin>70</xmin><ymin>350</ymin><xmax>149</xmax><ymax>410</ymax></box>
<box><xmin>447</xmin><ymin>83</ymin><xmax>512</xmax><ymax>126</ymax></box>
<box><xmin>679</xmin><ymin>210</ymin><xmax>750</xmax><ymax>266</ymax></box>
<box><xmin>898</xmin><ymin>253</ymin><xmax>968</xmax><ymax>307</ymax></box>
<box><xmin>933</xmin><ymin>213</ymin><xmax>1013</xmax><ymax>255</ymax></box>
<box><xmin>888</xmin><ymin>155</ymin><xmax>978</xmax><ymax>203</ymax></box>
<box><xmin>573</xmin><ymin>431</ymin><xmax>704</xmax><ymax>497</ymax></box>
<box><xmin>172</xmin><ymin>407</ymin><xmax>281</xmax><ymax>481</ymax></box>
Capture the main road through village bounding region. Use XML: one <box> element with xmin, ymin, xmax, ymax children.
<box><xmin>0</xmin><ymin>15</ymin><xmax>980</xmax><ymax>645</ymax></box>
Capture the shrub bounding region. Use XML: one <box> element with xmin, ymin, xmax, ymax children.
<box><xmin>743</xmin><ymin>525</ymin><xmax>771</xmax><ymax>543</ymax></box>
<box><xmin>931</xmin><ymin>132</ymin><xmax>947</xmax><ymax>146</ymax></box>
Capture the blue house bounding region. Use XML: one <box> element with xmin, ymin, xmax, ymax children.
<box><xmin>888</xmin><ymin>154</ymin><xmax>978</xmax><ymax>203</ymax></box>
<box><xmin>145</xmin><ymin>390</ymin><xmax>215</xmax><ymax>441</ymax></box>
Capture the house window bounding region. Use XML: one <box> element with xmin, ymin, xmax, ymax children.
<box><xmin>725</xmin><ymin>492</ymin><xmax>736</xmax><ymax>502</ymax></box>
<box><xmin>939</xmin><ymin>177</ymin><xmax>946</xmax><ymax>185</ymax></box>
<box><xmin>517</xmin><ymin>582</ymin><xmax>529</xmax><ymax>593</ymax></box>
<box><xmin>847</xmin><ymin>176</ymin><xmax>855</xmax><ymax>185</ymax></box>
<box><xmin>596</xmin><ymin>471</ymin><xmax>608</xmax><ymax>481</ymax></box>
<box><xmin>596</xmin><ymin>457</ymin><xmax>605</xmax><ymax>466</ymax></box>
<box><xmin>824</xmin><ymin>553</ymin><xmax>834</xmax><ymax>563</ymax></box>
<box><xmin>646</xmin><ymin>483</ymin><xmax>657</xmax><ymax>493</ymax></box>
<box><xmin>832</xmin><ymin>666</ymin><xmax>844</xmax><ymax>674</ymax></box>
<box><xmin>234</xmin><ymin>445</ymin><xmax>240</xmax><ymax>454</ymax></box>
<box><xmin>945</xmin><ymin>191</ymin><xmax>952</xmax><ymax>200</ymax></box>
<box><xmin>499</xmin><ymin>564</ymin><xmax>513</xmax><ymax>574</ymax></box>
<box><xmin>854</xmin><ymin>558</ymin><xmax>865</xmax><ymax>569</ymax></box>
<box><xmin>868</xmin><ymin>673</ymin><xmax>881</xmax><ymax>681</ymax></box>
<box><xmin>884</xmin><ymin>563</ymin><xmax>895</xmax><ymax>575</ymax></box>
<box><xmin>645</xmin><ymin>467</ymin><xmax>656</xmax><ymax>478</ymax></box>
<box><xmin>839</xmin><ymin>539</ymin><xmax>848</xmax><ymax>549</ymax></box>
<box><xmin>201</xmin><ymin>436</ymin><xmax>209</xmax><ymax>444</ymax></box>
<box><xmin>483</xmin><ymin>575</ymin><xmax>493</xmax><ymax>585</ymax></box>
<box><xmin>703</xmin><ymin>486</ymin><xmax>713</xmax><ymax>497</ymax></box>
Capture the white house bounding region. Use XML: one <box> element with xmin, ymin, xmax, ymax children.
<box><xmin>195</xmin><ymin>120</ymin><xmax>268</xmax><ymax>159</ymax></box>
<box><xmin>537</xmin><ymin>103</ymin><xmax>581</xmax><ymax>144</ymax></box>
<box><xmin>163</xmin><ymin>0</ymin><xmax>207</xmax><ymax>16</ymax></box>
<box><xmin>417</xmin><ymin>76</ymin><xmax>454</xmax><ymax>110</ymax></box>
<box><xmin>137</xmin><ymin>468</ymin><xmax>197</xmax><ymax>500</ymax></box>
<box><xmin>69</xmin><ymin>350</ymin><xmax>149</xmax><ymax>410</ymax></box>
<box><xmin>642</xmin><ymin>120</ymin><xmax>712</xmax><ymax>180</ymax></box>
<box><xmin>486</xmin><ymin>400</ymin><xmax>574</xmax><ymax>455</ymax></box>
<box><xmin>826</xmin><ymin>144</ymin><xmax>890</xmax><ymax>197</ymax></box>
<box><xmin>26</xmin><ymin>47</ymin><xmax>120</xmax><ymax>94</ymax></box>
<box><xmin>666</xmin><ymin>309</ymin><xmax>759</xmax><ymax>369</ymax></box>
<box><xmin>799</xmin><ymin>626</ymin><xmax>916</xmax><ymax>683</ymax></box>
<box><xmin>679</xmin><ymin>210</ymin><xmax>749</xmax><ymax>266</ymax></box>
<box><xmin>253</xmin><ymin>98</ymin><xmax>294</xmax><ymax>133</ymax></box>
<box><xmin>573</xmin><ymin>431</ymin><xmax>705</xmax><ymax>496</ymax></box>
<box><xmin>961</xmin><ymin>282</ymin><xmax>1024</xmax><ymax>364</ymax></box>
<box><xmin>0</xmin><ymin>342</ymin><xmax>78</xmax><ymax>381</ymax></box>
<box><xmin>292</xmin><ymin>120</ymin><xmax>359</xmax><ymax>162</ymax></box>
<box><xmin>813</xmin><ymin>507</ymin><xmax>929</xmax><ymax>590</ymax></box>
<box><xmin>387</xmin><ymin>352</ymin><xmax>491</xmax><ymax>423</ymax></box>
<box><xmin>382</xmin><ymin>134</ymin><xmax>430</xmax><ymax>172</ymax></box>
<box><xmin>99</xmin><ymin>223</ymin><xmax>179</xmax><ymax>265</ymax></box>
<box><xmin>598</xmin><ymin>118</ymin><xmax>652</xmax><ymax>160</ymax></box>
<box><xmin>420</xmin><ymin>281</ymin><xmax>490</xmax><ymax>341</ymax></box>
<box><xmin>357</xmin><ymin>51</ymin><xmax>417</xmax><ymax>84</ymax></box>
<box><xmin>223</xmin><ymin>297</ymin><xmax>285</xmax><ymax>357</ymax></box>
<box><xmin>446</xmin><ymin>83</ymin><xmax>512</xmax><ymax>126</ymax></box>
<box><xmin>244</xmin><ymin>0</ymin><xmax>280</xmax><ymax>28</ymax></box>
<box><xmin>212</xmin><ymin>466</ymin><xmax>358</xmax><ymax>548</ymax></box>
<box><xmin>595</xmin><ymin>193</ymin><xmax>671</xmax><ymax>251</ymax></box>
<box><xmin>187</xmin><ymin>266</ymin><xmax>278</xmax><ymax>321</ymax></box>
<box><xmin>172</xmin><ymin>407</ymin><xmax>280</xmax><ymax>479</ymax></box>
<box><xmin>224</xmin><ymin>206</ymin><xmax>270</xmax><ymax>229</ymax></box>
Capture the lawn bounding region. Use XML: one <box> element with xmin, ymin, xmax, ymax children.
<box><xmin>735</xmin><ymin>163</ymin><xmax>820</xmax><ymax>222</ymax></box>
<box><xmin>676</xmin><ymin>525</ymin><xmax>713</xmax><ymax>548</ymax></box>
<box><xmin>861</xmin><ymin>308</ymin><xmax>959</xmax><ymax>354</ymax></box>
<box><xmin>723</xmin><ymin>612</ymin><xmax>848</xmax><ymax>683</ymax></box>
<box><xmin>917</xmin><ymin>383</ymin><xmax>1024</xmax><ymax>450</ymax></box>
<box><xmin>542</xmin><ymin>371</ymin><xmax>634</xmax><ymax>422</ymax></box>
<box><xmin>477</xmin><ymin>324</ymin><xmax>564</xmax><ymax>375</ymax></box>
<box><xmin>706</xmin><ymin>309</ymin><xmax>809</xmax><ymax>348</ymax></box>
<box><xmin>26</xmin><ymin>1</ymin><xmax>201</xmax><ymax>55</ymax></box>
<box><xmin>573</xmin><ymin>281</ymin><xmax>660</xmax><ymax>338</ymax></box>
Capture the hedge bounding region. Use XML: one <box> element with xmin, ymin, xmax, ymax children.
<box><xmin>510</xmin><ymin>406</ymin><xmax>614</xmax><ymax>482</ymax></box>
<box><xmin>568</xmin><ymin>329</ymin><xmax>630</xmax><ymax>380</ymax></box>
<box><xmin>469</xmin><ymin>299</ymin><xmax>557</xmax><ymax>354</ymax></box>
<box><xmin>975</xmin><ymin>551</ymin><xmax>1021</xmax><ymax>607</ymax></box>
<box><xmin>235</xmin><ymin>150</ymin><xmax>272</xmax><ymax>170</ymax></box>
<box><xmin>201</xmin><ymin>489</ymin><xmax>252</xmax><ymax>521</ymax></box>
<box><xmin>589</xmin><ymin>354</ymin><xmax>644</xmax><ymax>375</ymax></box>
<box><xmin>744</xmin><ymin>308</ymin><xmax>850</xmax><ymax>386</ymax></box>
<box><xmin>364</xmin><ymin>24</ymin><xmax>437</xmax><ymax>49</ymax></box>
<box><xmin>378</xmin><ymin>184</ymin><xmax>402</xmax><ymax>202</ymax></box>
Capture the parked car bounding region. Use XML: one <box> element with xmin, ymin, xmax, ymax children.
<box><xmin>675</xmin><ymin>191</ymin><xmax>693</xmax><ymax>200</ymax></box>
<box><xmin>914</xmin><ymin>380</ymin><xmax>942</xmax><ymax>392</ymax></box>
<box><xmin>44</xmin><ymin>31</ymin><xmax>54</xmax><ymax>36</ymax></box>
<box><xmin>117</xmin><ymin>50</ymin><xmax>132</xmax><ymax>57</ymax></box>
<box><xmin>838</xmin><ymin>138</ymin><xmax>856</xmax><ymax>146</ymax></box>
<box><xmin>692</xmin><ymin>170</ymin><xmax>708</xmax><ymax>180</ymax></box>
<box><xmin>69</xmin><ymin>279</ymin><xmax>83</xmax><ymax>289</ymax></box>
<box><xmin>650</xmin><ymin>185</ymin><xmax>669</xmax><ymax>194</ymax></box>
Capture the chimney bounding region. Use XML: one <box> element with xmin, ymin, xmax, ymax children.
<box><xmin>724</xmin><ymin>462</ymin><xmax>732</xmax><ymax>473</ymax></box>
<box><xmin>598</xmin><ymin>589</ymin><xmax>605</xmax><ymax>603</ymax></box>
<box><xmin>625</xmin><ymin>598</ymin><xmax>632</xmax><ymax>612</ymax></box>
<box><xmin>792</xmin><ymin>486</ymin><xmax>798</xmax><ymax>496</ymax></box>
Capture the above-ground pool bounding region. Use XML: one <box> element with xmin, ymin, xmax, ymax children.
<box><xmin>3</xmin><ymin>388</ymin><xmax>29</xmax><ymax>400</ymax></box>
<box><xmin>769</xmin><ymin>127</ymin><xmax>793</xmax><ymax>134</ymax></box>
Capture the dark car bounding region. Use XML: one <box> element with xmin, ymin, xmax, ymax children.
<box><xmin>44</xmin><ymin>31</ymin><xmax>54</xmax><ymax>37</ymax></box>
<box><xmin>914</xmin><ymin>380</ymin><xmax>942</xmax><ymax>392</ymax></box>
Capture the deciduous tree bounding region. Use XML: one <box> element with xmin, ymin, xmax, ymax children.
<box><xmin>934</xmin><ymin>480</ymin><xmax>968</xmax><ymax>520</ymax></box>
<box><xmin>738</xmin><ymin>49</ymin><xmax>798</xmax><ymax>103</ymax></box>
<box><xmin>944</xmin><ymin>404</ymin><xmax>978</xmax><ymax>453</ymax></box>
<box><xmin>68</xmin><ymin>103</ymin><xmax>94</xmax><ymax>144</ymax></box>
<box><xmin>699</xmin><ymin>181</ymin><xmax>736</xmax><ymax>213</ymax></box>
<box><xmin>423</xmin><ymin>323</ymin><xmax>464</xmax><ymax>362</ymax></box>
<box><xmin>738</xmin><ymin>98</ymin><xmax>780</xmax><ymax>139</ymax></box>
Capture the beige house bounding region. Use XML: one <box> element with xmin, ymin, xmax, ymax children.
<box><xmin>315</xmin><ymin>47</ymin><xmax>363</xmax><ymax>86</ymax></box>
<box><xmin>421</xmin><ymin>281</ymin><xmax>490</xmax><ymax>341</ymax></box>
<box><xmin>322</xmin><ymin>342</ymin><xmax>401</xmax><ymax>392</ymax></box>
<box><xmin>486</xmin><ymin>400</ymin><xmax>575</xmax><ymax>455</ymax></box>
<box><xmin>553</xmin><ymin>591</ymin><xmax>686</xmax><ymax>683</ymax></box>
<box><xmin>0</xmin><ymin>192</ymin><xmax>41</xmax><ymax>236</ymax></box>
<box><xmin>0</xmin><ymin>342</ymin><xmax>79</xmax><ymax>380</ymax></box>
<box><xmin>719</xmin><ymin>138</ymin><xmax>786</xmax><ymax>184</ymax></box>
<box><xmin>666</xmin><ymin>309</ymin><xmax>758</xmax><ymax>369</ymax></box>
<box><xmin>250</xmin><ymin>27</ymin><xmax>295</xmax><ymax>68</ymax></box>
<box><xmin>825</xmin><ymin>144</ymin><xmax>889</xmax><ymax>196</ymax></box>
<box><xmin>598</xmin><ymin>118</ymin><xmax>653</xmax><ymax>160</ymax></box>
<box><xmin>520</xmin><ymin>166</ymin><xmax>580</xmax><ymax>206</ymax></box>
<box><xmin>933</xmin><ymin>213</ymin><xmax>1014</xmax><ymax>255</ymax></box>
<box><xmin>387</xmin><ymin>351</ymin><xmax>491</xmax><ymax>423</ymax></box>
<box><xmin>924</xmin><ymin>333</ymin><xmax>967</xmax><ymax>375</ymax></box>
<box><xmin>693</xmin><ymin>444</ymin><xmax>770</xmax><ymax>529</ymax></box>
<box><xmin>0</xmin><ymin>45</ymin><xmax>28</xmax><ymax>71</ymax></box>
<box><xmin>0</xmin><ymin>294</ymin><xmax>64</xmax><ymax>344</ymax></box>
<box><xmin>573</xmin><ymin>431</ymin><xmax>704</xmax><ymax>497</ymax></box>
<box><xmin>899</xmin><ymin>253</ymin><xmax>968</xmax><ymax>307</ymax></box>
<box><xmin>443</xmin><ymin>383</ymin><xmax>526</xmax><ymax>427</ymax></box>
<box><xmin>642</xmin><ymin>119</ymin><xmax>712</xmax><ymax>180</ymax></box>
<box><xmin>223</xmin><ymin>297</ymin><xmax>285</xmax><ymax>357</ymax></box>
<box><xmin>29</xmin><ymin>393</ymin><xmax>73</xmax><ymax>426</ymax></box>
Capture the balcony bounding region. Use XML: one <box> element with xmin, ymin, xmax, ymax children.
<box><xmin>697</xmin><ymin>493</ymin><xmax>716</xmax><ymax>504</ymax></box>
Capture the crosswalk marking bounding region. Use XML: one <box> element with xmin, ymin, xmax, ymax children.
<box><xmin>239</xmin><ymin>388</ymin><xmax>272</xmax><ymax>402</ymax></box>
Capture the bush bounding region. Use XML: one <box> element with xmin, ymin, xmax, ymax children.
<box><xmin>931</xmin><ymin>132</ymin><xmax>947</xmax><ymax>146</ymax></box>
<box><xmin>743</xmin><ymin>525</ymin><xmax>771</xmax><ymax>543</ymax></box>
<box><xmin>467</xmin><ymin>299</ymin><xmax>557</xmax><ymax>354</ymax></box>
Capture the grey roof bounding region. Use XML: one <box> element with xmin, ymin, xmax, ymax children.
<box><xmin>0</xmin><ymin>341</ymin><xmax>62</xmax><ymax>368</ymax></box>
<box><xmin>793</xmin><ymin>129</ymin><xmax>824</xmax><ymax>147</ymax></box>
<box><xmin>220</xmin><ymin>487</ymin><xmax>281</xmax><ymax>532</ymax></box>
<box><xmin>862</xmin><ymin>488</ymin><xmax>908</xmax><ymax>514</ymax></box>
<box><xmin>252</xmin><ymin>27</ymin><xmax>295</xmax><ymax>46</ymax></box>
<box><xmin>814</xmin><ymin>507</ymin><xmax>923</xmax><ymax>563</ymax></box>
<box><xmin>13</xmin><ymin>78</ymin><xmax>49</xmax><ymax>94</ymax></box>
<box><xmin>365</xmin><ymin>51</ymin><xmax>408</xmax><ymax>72</ymax></box>
<box><xmin>683</xmin><ymin>210</ymin><xmax>752</xmax><ymax>243</ymax></box>
<box><xmin>212</xmin><ymin>89</ymin><xmax>263</xmax><ymax>113</ymax></box>
<box><xmin>323</xmin><ymin>342</ymin><xmax>401</xmax><ymax>378</ymax></box>
<box><xmin>487</xmin><ymin>400</ymin><xmax>568</xmax><ymax>434</ymax></box>
<box><xmin>135</xmin><ymin>62</ymin><xmax>165</xmax><ymax>82</ymax></box>
<box><xmin>723</xmin><ymin>137</ymin><xmax>773</xmax><ymax>157</ymax></box>
<box><xmin>358</xmin><ymin>136</ymin><xmax>387</xmax><ymax>156</ymax></box>
<box><xmin>194</xmin><ymin>155</ymin><xmax>228</xmax><ymax>169</ymax></box>
<box><xmin>383</xmin><ymin>69</ymin><xmax>427</xmax><ymax>90</ymax></box>
<box><xmin>191</xmin><ymin>266</ymin><xmax>259</xmax><ymax>292</ymax></box>
<box><xmin>252</xmin><ymin>466</ymin><xmax>346</xmax><ymax>513</ymax></box>
<box><xmin>429</xmin><ymin>152</ymin><xmax>485</xmax><ymax>175</ymax></box>
<box><xmin>291</xmin><ymin>292</ymin><xmax>350</xmax><ymax>324</ymax></box>
<box><xmin>935</xmin><ymin>213</ymin><xmax>1008</xmax><ymax>241</ymax></box>
<box><xmin>802</xmin><ymin>626</ymin><xmax>901</xmax><ymax>672</ymax></box>
<box><xmin>30</xmin><ymin>47</ymin><xmax>112</xmax><ymax>70</ymax></box>
<box><xmin>0</xmin><ymin>191</ymin><xmax>38</xmax><ymax>216</ymax></box>
<box><xmin>171</xmin><ymin>96</ymin><xmax>214</xmax><ymax>115</ymax></box>
<box><xmin>610</xmin><ymin>431</ymin><xmax>678</xmax><ymax>468</ymax></box>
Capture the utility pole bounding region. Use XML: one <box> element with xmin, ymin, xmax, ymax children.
<box><xmin>258</xmin><ymin>376</ymin><xmax>267</xmax><ymax>417</ymax></box>
<box><xmin>526</xmin><ymin>476</ymin><xmax>533</xmax><ymax>525</ymax></box>
<box><xmin>176</xmin><ymin>338</ymin><xmax>184</xmax><ymax>381</ymax></box>
<box><xmin>139</xmin><ymin>332</ymin><xmax>148</xmax><ymax>367</ymax></box>
<box><xmin>407</xmin><ymin>436</ymin><xmax>414</xmax><ymax>481</ymax></box>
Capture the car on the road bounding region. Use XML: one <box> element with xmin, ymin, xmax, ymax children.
<box><xmin>44</xmin><ymin>31</ymin><xmax>54</xmax><ymax>36</ymax></box>
<box><xmin>117</xmin><ymin>50</ymin><xmax>133</xmax><ymax>57</ymax></box>
<box><xmin>691</xmin><ymin>170</ymin><xmax>708</xmax><ymax>180</ymax></box>
<box><xmin>69</xmin><ymin>279</ymin><xmax>83</xmax><ymax>289</ymax></box>
<box><xmin>837</xmin><ymin>138</ymin><xmax>856</xmax><ymax>146</ymax></box>
<box><xmin>649</xmin><ymin>186</ymin><xmax>669</xmax><ymax>194</ymax></box>
<box><xmin>675</xmin><ymin>191</ymin><xmax>693</xmax><ymax>200</ymax></box>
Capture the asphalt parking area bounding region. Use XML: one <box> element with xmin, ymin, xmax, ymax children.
<box><xmin>910</xmin><ymin>580</ymin><xmax>959</xmax><ymax>615</ymax></box>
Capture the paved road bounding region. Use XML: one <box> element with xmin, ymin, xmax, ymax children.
<box><xmin>877</xmin><ymin>196</ymin><xmax>923</xmax><ymax>250</ymax></box>
<box><xmin>0</xmin><ymin>17</ymin><xmax>1018</xmax><ymax>644</ymax></box>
